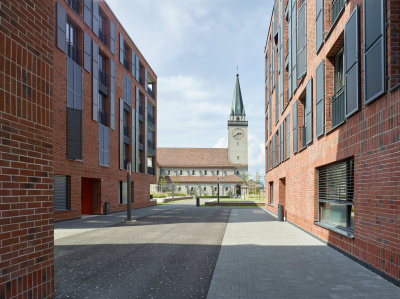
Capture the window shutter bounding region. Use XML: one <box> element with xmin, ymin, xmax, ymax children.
<box><xmin>92</xmin><ymin>0</ymin><xmax>99</xmax><ymax>37</ymax></box>
<box><xmin>135</xmin><ymin>86</ymin><xmax>140</xmax><ymax>172</ymax></box>
<box><xmin>74</xmin><ymin>63</ymin><xmax>82</xmax><ymax>110</ymax></box>
<box><xmin>67</xmin><ymin>58</ymin><xmax>74</xmax><ymax>108</ymax></box>
<box><xmin>67</xmin><ymin>108</ymin><xmax>82</xmax><ymax>160</ymax></box>
<box><xmin>315</xmin><ymin>60</ymin><xmax>325</xmax><ymax>137</ymax></box>
<box><xmin>288</xmin><ymin>0</ymin><xmax>292</xmax><ymax>98</ymax></box>
<box><xmin>275</xmin><ymin>77</ymin><xmax>279</xmax><ymax>124</ymax></box>
<box><xmin>110</xmin><ymin>60</ymin><xmax>116</xmax><ymax>130</ymax></box>
<box><xmin>54</xmin><ymin>175</ymin><xmax>68</xmax><ymax>211</ymax></box>
<box><xmin>123</xmin><ymin>74</ymin><xmax>127</xmax><ymax>102</ymax></box>
<box><xmin>363</xmin><ymin>0</ymin><xmax>385</xmax><ymax>104</ymax></box>
<box><xmin>297</xmin><ymin>1</ymin><xmax>307</xmax><ymax>80</ymax></box>
<box><xmin>293</xmin><ymin>100</ymin><xmax>298</xmax><ymax>153</ymax></box>
<box><xmin>56</xmin><ymin>3</ymin><xmax>66</xmax><ymax>53</ymax></box>
<box><xmin>145</xmin><ymin>68</ymin><xmax>148</xmax><ymax>92</ymax></box>
<box><xmin>83</xmin><ymin>31</ymin><xmax>91</xmax><ymax>73</ymax></box>
<box><xmin>291</xmin><ymin>0</ymin><xmax>297</xmax><ymax>92</ymax></box>
<box><xmin>131</xmin><ymin>50</ymin><xmax>136</xmax><ymax>79</ymax></box>
<box><xmin>306</xmin><ymin>77</ymin><xmax>313</xmax><ymax>145</ymax></box>
<box><xmin>265</xmin><ymin>106</ymin><xmax>268</xmax><ymax>137</ymax></box>
<box><xmin>127</xmin><ymin>77</ymin><xmax>131</xmax><ymax>105</ymax></box>
<box><xmin>272</xmin><ymin>135</ymin><xmax>275</xmax><ymax>168</ymax></box>
<box><xmin>315</xmin><ymin>0</ymin><xmax>324</xmax><ymax>52</ymax></box>
<box><xmin>110</xmin><ymin>21</ymin><xmax>115</xmax><ymax>55</ymax></box>
<box><xmin>135</xmin><ymin>55</ymin><xmax>140</xmax><ymax>80</ymax></box>
<box><xmin>99</xmin><ymin>124</ymin><xmax>104</xmax><ymax>166</ymax></box>
<box><xmin>92</xmin><ymin>41</ymin><xmax>99</xmax><ymax>122</ymax></box>
<box><xmin>345</xmin><ymin>6</ymin><xmax>359</xmax><ymax>117</ymax></box>
<box><xmin>104</xmin><ymin>125</ymin><xmax>109</xmax><ymax>166</ymax></box>
<box><xmin>119</xmin><ymin>33</ymin><xmax>124</xmax><ymax>64</ymax></box>
<box><xmin>280</xmin><ymin>69</ymin><xmax>284</xmax><ymax>113</ymax></box>
<box><xmin>266</xmin><ymin>144</ymin><xmax>269</xmax><ymax>172</ymax></box>
<box><xmin>286</xmin><ymin>114</ymin><xmax>290</xmax><ymax>159</ymax></box>
<box><xmin>277</xmin><ymin>126</ymin><xmax>281</xmax><ymax>164</ymax></box>
<box><xmin>281</xmin><ymin>122</ymin><xmax>285</xmax><ymax>161</ymax></box>
<box><xmin>119</xmin><ymin>99</ymin><xmax>124</xmax><ymax>169</ymax></box>
<box><xmin>84</xmin><ymin>0</ymin><xmax>91</xmax><ymax>28</ymax></box>
<box><xmin>269</xmin><ymin>98</ymin><xmax>272</xmax><ymax>135</ymax></box>
<box><xmin>144</xmin><ymin>97</ymin><xmax>148</xmax><ymax>174</ymax></box>
<box><xmin>131</xmin><ymin>108</ymin><xmax>136</xmax><ymax>171</ymax></box>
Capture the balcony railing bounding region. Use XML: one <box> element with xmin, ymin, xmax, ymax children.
<box><xmin>148</xmin><ymin>87</ymin><xmax>155</xmax><ymax>99</ymax></box>
<box><xmin>99</xmin><ymin>110</ymin><xmax>107</xmax><ymax>126</ymax></box>
<box><xmin>99</xmin><ymin>69</ymin><xmax>107</xmax><ymax>87</ymax></box>
<box><xmin>123</xmin><ymin>58</ymin><xmax>130</xmax><ymax>71</ymax></box>
<box><xmin>331</xmin><ymin>0</ymin><xmax>345</xmax><ymax>26</ymax></box>
<box><xmin>66</xmin><ymin>0</ymin><xmax>80</xmax><ymax>16</ymax></box>
<box><xmin>67</xmin><ymin>42</ymin><xmax>79</xmax><ymax>64</ymax></box>
<box><xmin>123</xmin><ymin>125</ymin><xmax>129</xmax><ymax>138</ymax></box>
<box><xmin>138</xmin><ymin>105</ymin><xmax>143</xmax><ymax>116</ymax></box>
<box><xmin>331</xmin><ymin>86</ymin><xmax>345</xmax><ymax>128</ymax></box>
<box><xmin>99</xmin><ymin>28</ymin><xmax>108</xmax><ymax>46</ymax></box>
<box><xmin>139</xmin><ymin>134</ymin><xmax>143</xmax><ymax>145</ymax></box>
<box><xmin>147</xmin><ymin>166</ymin><xmax>155</xmax><ymax>176</ymax></box>
<box><xmin>148</xmin><ymin>140</ymin><xmax>155</xmax><ymax>150</ymax></box>
<box><xmin>147</xmin><ymin>113</ymin><xmax>155</xmax><ymax>125</ymax></box>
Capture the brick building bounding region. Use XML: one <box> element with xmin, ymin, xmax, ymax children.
<box><xmin>1</xmin><ymin>0</ymin><xmax>157</xmax><ymax>297</ymax></box>
<box><xmin>265</xmin><ymin>0</ymin><xmax>400</xmax><ymax>285</ymax></box>
<box><xmin>53</xmin><ymin>0</ymin><xmax>157</xmax><ymax>221</ymax></box>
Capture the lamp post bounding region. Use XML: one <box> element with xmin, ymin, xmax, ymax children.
<box><xmin>126</xmin><ymin>163</ymin><xmax>132</xmax><ymax>221</ymax></box>
<box><xmin>217</xmin><ymin>178</ymin><xmax>220</xmax><ymax>206</ymax></box>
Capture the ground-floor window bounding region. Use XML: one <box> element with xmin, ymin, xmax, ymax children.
<box><xmin>54</xmin><ymin>175</ymin><xmax>69</xmax><ymax>211</ymax></box>
<box><xmin>269</xmin><ymin>182</ymin><xmax>273</xmax><ymax>206</ymax></box>
<box><xmin>317</xmin><ymin>158</ymin><xmax>354</xmax><ymax>235</ymax></box>
<box><xmin>119</xmin><ymin>181</ymin><xmax>127</xmax><ymax>204</ymax></box>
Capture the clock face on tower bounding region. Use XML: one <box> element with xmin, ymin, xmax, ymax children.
<box><xmin>232</xmin><ymin>128</ymin><xmax>244</xmax><ymax>140</ymax></box>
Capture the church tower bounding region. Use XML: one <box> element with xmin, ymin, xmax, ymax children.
<box><xmin>228</xmin><ymin>74</ymin><xmax>248</xmax><ymax>166</ymax></box>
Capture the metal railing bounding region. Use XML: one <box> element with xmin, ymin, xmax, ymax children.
<box><xmin>147</xmin><ymin>167</ymin><xmax>155</xmax><ymax>175</ymax></box>
<box><xmin>123</xmin><ymin>125</ymin><xmax>129</xmax><ymax>138</ymax></box>
<box><xmin>147</xmin><ymin>113</ymin><xmax>155</xmax><ymax>125</ymax></box>
<box><xmin>139</xmin><ymin>134</ymin><xmax>143</xmax><ymax>145</ymax></box>
<box><xmin>99</xmin><ymin>28</ymin><xmax>107</xmax><ymax>46</ymax></box>
<box><xmin>331</xmin><ymin>86</ymin><xmax>345</xmax><ymax>128</ymax></box>
<box><xmin>99</xmin><ymin>110</ymin><xmax>107</xmax><ymax>126</ymax></box>
<box><xmin>66</xmin><ymin>0</ymin><xmax>80</xmax><ymax>16</ymax></box>
<box><xmin>147</xmin><ymin>88</ymin><xmax>155</xmax><ymax>99</ymax></box>
<box><xmin>331</xmin><ymin>0</ymin><xmax>345</xmax><ymax>26</ymax></box>
<box><xmin>148</xmin><ymin>140</ymin><xmax>155</xmax><ymax>150</ymax></box>
<box><xmin>123</xmin><ymin>58</ymin><xmax>130</xmax><ymax>71</ymax></box>
<box><xmin>67</xmin><ymin>42</ymin><xmax>79</xmax><ymax>64</ymax></box>
<box><xmin>99</xmin><ymin>69</ymin><xmax>107</xmax><ymax>87</ymax></box>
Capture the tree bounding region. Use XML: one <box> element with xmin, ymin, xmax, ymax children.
<box><xmin>250</xmin><ymin>169</ymin><xmax>265</xmax><ymax>200</ymax></box>
<box><xmin>241</xmin><ymin>171</ymin><xmax>250</xmax><ymax>186</ymax></box>
<box><xmin>158</xmin><ymin>175</ymin><xmax>167</xmax><ymax>192</ymax></box>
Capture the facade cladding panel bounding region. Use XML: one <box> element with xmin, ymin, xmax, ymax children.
<box><xmin>264</xmin><ymin>0</ymin><xmax>400</xmax><ymax>286</ymax></box>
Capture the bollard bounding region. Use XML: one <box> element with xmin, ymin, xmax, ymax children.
<box><xmin>278</xmin><ymin>204</ymin><xmax>284</xmax><ymax>221</ymax></box>
<box><xmin>196</xmin><ymin>197</ymin><xmax>200</xmax><ymax>207</ymax></box>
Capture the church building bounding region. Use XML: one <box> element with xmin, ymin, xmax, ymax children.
<box><xmin>156</xmin><ymin>74</ymin><xmax>248</xmax><ymax>196</ymax></box>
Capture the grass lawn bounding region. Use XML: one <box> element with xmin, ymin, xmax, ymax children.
<box><xmin>210</xmin><ymin>198</ymin><xmax>265</xmax><ymax>203</ymax></box>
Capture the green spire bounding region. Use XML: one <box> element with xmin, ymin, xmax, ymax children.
<box><xmin>231</xmin><ymin>74</ymin><xmax>245</xmax><ymax>116</ymax></box>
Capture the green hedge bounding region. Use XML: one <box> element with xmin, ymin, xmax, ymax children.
<box><xmin>198</xmin><ymin>195</ymin><xmax>230</xmax><ymax>198</ymax></box>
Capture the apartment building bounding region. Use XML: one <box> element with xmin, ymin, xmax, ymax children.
<box><xmin>53</xmin><ymin>0</ymin><xmax>157</xmax><ymax>221</ymax></box>
<box><xmin>265</xmin><ymin>0</ymin><xmax>400</xmax><ymax>285</ymax></box>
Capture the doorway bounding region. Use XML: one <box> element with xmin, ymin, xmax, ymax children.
<box><xmin>81</xmin><ymin>178</ymin><xmax>93</xmax><ymax>215</ymax></box>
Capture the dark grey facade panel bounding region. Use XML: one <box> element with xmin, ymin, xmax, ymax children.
<box><xmin>92</xmin><ymin>41</ymin><xmax>99</xmax><ymax>79</ymax></box>
<box><xmin>291</xmin><ymin>0</ymin><xmax>297</xmax><ymax>92</ymax></box>
<box><xmin>110</xmin><ymin>60</ymin><xmax>116</xmax><ymax>130</ymax></box>
<box><xmin>83</xmin><ymin>31</ymin><xmax>91</xmax><ymax>73</ymax></box>
<box><xmin>119</xmin><ymin>99</ymin><xmax>124</xmax><ymax>169</ymax></box>
<box><xmin>99</xmin><ymin>124</ymin><xmax>104</xmax><ymax>166</ymax></box>
<box><xmin>145</xmin><ymin>68</ymin><xmax>148</xmax><ymax>92</ymax></box>
<box><xmin>286</xmin><ymin>114</ymin><xmax>290</xmax><ymax>159</ymax></box>
<box><xmin>280</xmin><ymin>67</ymin><xmax>284</xmax><ymax>113</ymax></box>
<box><xmin>271</xmin><ymin>135</ymin><xmax>275</xmax><ymax>168</ymax></box>
<box><xmin>92</xmin><ymin>41</ymin><xmax>99</xmax><ymax>122</ymax></box>
<box><xmin>119</xmin><ymin>33</ymin><xmax>124</xmax><ymax>64</ymax></box>
<box><xmin>288</xmin><ymin>0</ymin><xmax>292</xmax><ymax>98</ymax></box>
<box><xmin>123</xmin><ymin>74</ymin><xmax>131</xmax><ymax>104</ymax></box>
<box><xmin>135</xmin><ymin>55</ymin><xmax>140</xmax><ymax>79</ymax></box>
<box><xmin>74</xmin><ymin>63</ymin><xmax>82</xmax><ymax>110</ymax></box>
<box><xmin>306</xmin><ymin>78</ymin><xmax>313</xmax><ymax>145</ymax></box>
<box><xmin>364</xmin><ymin>0</ymin><xmax>385</xmax><ymax>104</ymax></box>
<box><xmin>104</xmin><ymin>125</ymin><xmax>110</xmax><ymax>166</ymax></box>
<box><xmin>92</xmin><ymin>0</ymin><xmax>99</xmax><ymax>37</ymax></box>
<box><xmin>67</xmin><ymin>58</ymin><xmax>74</xmax><ymax>108</ymax></box>
<box><xmin>110</xmin><ymin>21</ymin><xmax>115</xmax><ymax>55</ymax></box>
<box><xmin>144</xmin><ymin>97</ymin><xmax>148</xmax><ymax>174</ymax></box>
<box><xmin>297</xmin><ymin>1</ymin><xmax>307</xmax><ymax>80</ymax></box>
<box><xmin>131</xmin><ymin>50</ymin><xmax>136</xmax><ymax>79</ymax></box>
<box><xmin>315</xmin><ymin>60</ymin><xmax>325</xmax><ymax>137</ymax></box>
<box><xmin>266</xmin><ymin>144</ymin><xmax>269</xmax><ymax>172</ymax></box>
<box><xmin>316</xmin><ymin>0</ymin><xmax>324</xmax><ymax>52</ymax></box>
<box><xmin>135</xmin><ymin>87</ymin><xmax>140</xmax><ymax>171</ymax></box>
<box><xmin>56</xmin><ymin>3</ymin><xmax>66</xmax><ymax>53</ymax></box>
<box><xmin>54</xmin><ymin>175</ymin><xmax>68</xmax><ymax>211</ymax></box>
<box><xmin>131</xmin><ymin>108</ymin><xmax>136</xmax><ymax>171</ymax></box>
<box><xmin>275</xmin><ymin>77</ymin><xmax>279</xmax><ymax>124</ymax></box>
<box><xmin>84</xmin><ymin>0</ymin><xmax>91</xmax><ymax>28</ymax></box>
<box><xmin>269</xmin><ymin>98</ymin><xmax>272</xmax><ymax>135</ymax></box>
<box><xmin>293</xmin><ymin>100</ymin><xmax>298</xmax><ymax>153</ymax></box>
<box><xmin>345</xmin><ymin>6</ymin><xmax>360</xmax><ymax>117</ymax></box>
<box><xmin>67</xmin><ymin>108</ymin><xmax>82</xmax><ymax>160</ymax></box>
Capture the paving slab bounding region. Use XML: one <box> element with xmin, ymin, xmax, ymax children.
<box><xmin>207</xmin><ymin>208</ymin><xmax>400</xmax><ymax>299</ymax></box>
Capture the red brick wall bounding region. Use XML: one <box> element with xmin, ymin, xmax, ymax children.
<box><xmin>265</xmin><ymin>0</ymin><xmax>400</xmax><ymax>283</ymax></box>
<box><xmin>53</xmin><ymin>1</ymin><xmax>157</xmax><ymax>222</ymax></box>
<box><xmin>0</xmin><ymin>0</ymin><xmax>55</xmax><ymax>298</ymax></box>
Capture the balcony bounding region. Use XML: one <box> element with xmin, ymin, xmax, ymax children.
<box><xmin>99</xmin><ymin>69</ymin><xmax>107</xmax><ymax>87</ymax></box>
<box><xmin>147</xmin><ymin>166</ymin><xmax>155</xmax><ymax>176</ymax></box>
<box><xmin>148</xmin><ymin>87</ymin><xmax>155</xmax><ymax>99</ymax></box>
<box><xmin>67</xmin><ymin>42</ymin><xmax>79</xmax><ymax>65</ymax></box>
<box><xmin>123</xmin><ymin>58</ymin><xmax>130</xmax><ymax>71</ymax></box>
<box><xmin>147</xmin><ymin>113</ymin><xmax>155</xmax><ymax>125</ymax></box>
<box><xmin>66</xmin><ymin>0</ymin><xmax>80</xmax><ymax>16</ymax></box>
<box><xmin>331</xmin><ymin>0</ymin><xmax>345</xmax><ymax>26</ymax></box>
<box><xmin>99</xmin><ymin>110</ymin><xmax>107</xmax><ymax>126</ymax></box>
<box><xmin>331</xmin><ymin>86</ymin><xmax>345</xmax><ymax>128</ymax></box>
<box><xmin>148</xmin><ymin>140</ymin><xmax>155</xmax><ymax>150</ymax></box>
<box><xmin>99</xmin><ymin>28</ymin><xmax>107</xmax><ymax>46</ymax></box>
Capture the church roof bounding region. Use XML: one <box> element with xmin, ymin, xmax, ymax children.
<box><xmin>231</xmin><ymin>74</ymin><xmax>245</xmax><ymax>116</ymax></box>
<box><xmin>157</xmin><ymin>148</ymin><xmax>236</xmax><ymax>167</ymax></box>
<box><xmin>165</xmin><ymin>175</ymin><xmax>243</xmax><ymax>184</ymax></box>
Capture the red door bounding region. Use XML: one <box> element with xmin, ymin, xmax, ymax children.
<box><xmin>81</xmin><ymin>178</ymin><xmax>92</xmax><ymax>215</ymax></box>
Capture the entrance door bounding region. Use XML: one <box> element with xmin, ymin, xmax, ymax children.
<box><xmin>81</xmin><ymin>178</ymin><xmax>93</xmax><ymax>215</ymax></box>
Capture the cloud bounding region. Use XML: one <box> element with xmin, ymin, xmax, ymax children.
<box><xmin>213</xmin><ymin>137</ymin><xmax>228</xmax><ymax>148</ymax></box>
<box><xmin>248</xmin><ymin>133</ymin><xmax>265</xmax><ymax>172</ymax></box>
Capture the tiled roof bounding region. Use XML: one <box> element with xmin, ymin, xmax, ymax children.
<box><xmin>165</xmin><ymin>175</ymin><xmax>243</xmax><ymax>184</ymax></box>
<box><xmin>157</xmin><ymin>148</ymin><xmax>236</xmax><ymax>167</ymax></box>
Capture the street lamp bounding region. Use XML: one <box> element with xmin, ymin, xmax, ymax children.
<box><xmin>217</xmin><ymin>178</ymin><xmax>220</xmax><ymax>206</ymax></box>
<box><xmin>125</xmin><ymin>163</ymin><xmax>132</xmax><ymax>222</ymax></box>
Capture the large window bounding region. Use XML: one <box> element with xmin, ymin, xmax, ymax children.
<box><xmin>119</xmin><ymin>181</ymin><xmax>127</xmax><ymax>204</ymax></box>
<box><xmin>269</xmin><ymin>182</ymin><xmax>273</xmax><ymax>206</ymax></box>
<box><xmin>317</xmin><ymin>159</ymin><xmax>354</xmax><ymax>236</ymax></box>
<box><xmin>66</xmin><ymin>21</ymin><xmax>79</xmax><ymax>64</ymax></box>
<box><xmin>331</xmin><ymin>47</ymin><xmax>345</xmax><ymax>128</ymax></box>
<box><xmin>54</xmin><ymin>175</ymin><xmax>69</xmax><ymax>211</ymax></box>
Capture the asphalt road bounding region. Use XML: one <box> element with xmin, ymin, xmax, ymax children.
<box><xmin>54</xmin><ymin>204</ymin><xmax>231</xmax><ymax>299</ymax></box>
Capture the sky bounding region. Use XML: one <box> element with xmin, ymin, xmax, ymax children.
<box><xmin>107</xmin><ymin>0</ymin><xmax>274</xmax><ymax>177</ymax></box>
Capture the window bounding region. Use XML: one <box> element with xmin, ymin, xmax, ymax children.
<box><xmin>331</xmin><ymin>47</ymin><xmax>345</xmax><ymax>128</ymax></box>
<box><xmin>192</xmin><ymin>170</ymin><xmax>195</xmax><ymax>175</ymax></box>
<box><xmin>225</xmin><ymin>187</ymin><xmax>228</xmax><ymax>191</ymax></box>
<box><xmin>168</xmin><ymin>170</ymin><xmax>170</xmax><ymax>175</ymax></box>
<box><xmin>205</xmin><ymin>171</ymin><xmax>207</xmax><ymax>175</ymax></box>
<box><xmin>54</xmin><ymin>175</ymin><xmax>69</xmax><ymax>211</ymax></box>
<box><xmin>99</xmin><ymin>11</ymin><xmax>108</xmax><ymax>46</ymax></box>
<box><xmin>180</xmin><ymin>170</ymin><xmax>182</xmax><ymax>175</ymax></box>
<box><xmin>178</xmin><ymin>187</ymin><xmax>181</xmax><ymax>191</ymax></box>
<box><xmin>123</xmin><ymin>44</ymin><xmax>130</xmax><ymax>71</ymax></box>
<box><xmin>98</xmin><ymin>52</ymin><xmax>107</xmax><ymax>87</ymax></box>
<box><xmin>98</xmin><ymin>93</ymin><xmax>107</xmax><ymax>126</ymax></box>
<box><xmin>269</xmin><ymin>182</ymin><xmax>273</xmax><ymax>206</ymax></box>
<box><xmin>237</xmin><ymin>156</ymin><xmax>239</xmax><ymax>160</ymax></box>
<box><xmin>66</xmin><ymin>0</ymin><xmax>80</xmax><ymax>16</ymax></box>
<box><xmin>191</xmin><ymin>187</ymin><xmax>194</xmax><ymax>191</ymax></box>
<box><xmin>203</xmin><ymin>187</ymin><xmax>206</xmax><ymax>191</ymax></box>
<box><xmin>123</xmin><ymin>144</ymin><xmax>129</xmax><ymax>170</ymax></box>
<box><xmin>214</xmin><ymin>187</ymin><xmax>217</xmax><ymax>191</ymax></box>
<box><xmin>217</xmin><ymin>171</ymin><xmax>219</xmax><ymax>175</ymax></box>
<box><xmin>66</xmin><ymin>21</ymin><xmax>79</xmax><ymax>64</ymax></box>
<box><xmin>317</xmin><ymin>159</ymin><xmax>354</xmax><ymax>236</ymax></box>
<box><xmin>119</xmin><ymin>181</ymin><xmax>127</xmax><ymax>204</ymax></box>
